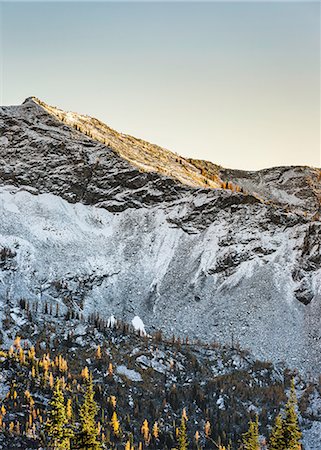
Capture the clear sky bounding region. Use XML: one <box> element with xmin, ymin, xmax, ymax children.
<box><xmin>1</xmin><ymin>1</ymin><xmax>320</xmax><ymax>170</ymax></box>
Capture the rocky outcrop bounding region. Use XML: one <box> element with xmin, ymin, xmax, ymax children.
<box><xmin>189</xmin><ymin>158</ymin><xmax>321</xmax><ymax>215</ymax></box>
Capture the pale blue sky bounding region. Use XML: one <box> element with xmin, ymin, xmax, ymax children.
<box><xmin>1</xmin><ymin>1</ymin><xmax>320</xmax><ymax>169</ymax></box>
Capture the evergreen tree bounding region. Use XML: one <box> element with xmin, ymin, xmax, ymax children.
<box><xmin>66</xmin><ymin>398</ymin><xmax>73</xmax><ymax>422</ymax></box>
<box><xmin>141</xmin><ymin>419</ymin><xmax>150</xmax><ymax>444</ymax></box>
<box><xmin>152</xmin><ymin>421</ymin><xmax>159</xmax><ymax>440</ymax></box>
<box><xmin>241</xmin><ymin>415</ymin><xmax>260</xmax><ymax>450</ymax></box>
<box><xmin>204</xmin><ymin>420</ymin><xmax>211</xmax><ymax>438</ymax></box>
<box><xmin>76</xmin><ymin>373</ymin><xmax>101</xmax><ymax>449</ymax></box>
<box><xmin>269</xmin><ymin>414</ymin><xmax>285</xmax><ymax>450</ymax></box>
<box><xmin>46</xmin><ymin>379</ymin><xmax>73</xmax><ymax>450</ymax></box>
<box><xmin>111</xmin><ymin>411</ymin><xmax>120</xmax><ymax>437</ymax></box>
<box><xmin>178</xmin><ymin>413</ymin><xmax>188</xmax><ymax>450</ymax></box>
<box><xmin>283</xmin><ymin>380</ymin><xmax>302</xmax><ymax>449</ymax></box>
<box><xmin>95</xmin><ymin>345</ymin><xmax>102</xmax><ymax>360</ymax></box>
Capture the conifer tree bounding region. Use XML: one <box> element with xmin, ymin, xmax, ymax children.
<box><xmin>204</xmin><ymin>420</ymin><xmax>211</xmax><ymax>438</ymax></box>
<box><xmin>108</xmin><ymin>362</ymin><xmax>113</xmax><ymax>377</ymax></box>
<box><xmin>95</xmin><ymin>345</ymin><xmax>102</xmax><ymax>360</ymax></box>
<box><xmin>76</xmin><ymin>373</ymin><xmax>101</xmax><ymax>449</ymax></box>
<box><xmin>152</xmin><ymin>421</ymin><xmax>159</xmax><ymax>440</ymax></box>
<box><xmin>125</xmin><ymin>441</ymin><xmax>133</xmax><ymax>450</ymax></box>
<box><xmin>81</xmin><ymin>366</ymin><xmax>89</xmax><ymax>381</ymax></box>
<box><xmin>194</xmin><ymin>430</ymin><xmax>200</xmax><ymax>448</ymax></box>
<box><xmin>28</xmin><ymin>345</ymin><xmax>36</xmax><ymax>361</ymax></box>
<box><xmin>111</xmin><ymin>411</ymin><xmax>120</xmax><ymax>437</ymax></box>
<box><xmin>178</xmin><ymin>412</ymin><xmax>188</xmax><ymax>450</ymax></box>
<box><xmin>66</xmin><ymin>398</ymin><xmax>73</xmax><ymax>422</ymax></box>
<box><xmin>141</xmin><ymin>419</ymin><xmax>150</xmax><ymax>444</ymax></box>
<box><xmin>46</xmin><ymin>380</ymin><xmax>73</xmax><ymax>450</ymax></box>
<box><xmin>49</xmin><ymin>372</ymin><xmax>54</xmax><ymax>389</ymax></box>
<box><xmin>283</xmin><ymin>380</ymin><xmax>302</xmax><ymax>449</ymax></box>
<box><xmin>109</xmin><ymin>395</ymin><xmax>117</xmax><ymax>409</ymax></box>
<box><xmin>241</xmin><ymin>415</ymin><xmax>260</xmax><ymax>450</ymax></box>
<box><xmin>269</xmin><ymin>414</ymin><xmax>285</xmax><ymax>450</ymax></box>
<box><xmin>14</xmin><ymin>336</ymin><xmax>21</xmax><ymax>350</ymax></box>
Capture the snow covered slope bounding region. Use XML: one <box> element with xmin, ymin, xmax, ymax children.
<box><xmin>0</xmin><ymin>98</ymin><xmax>321</xmax><ymax>376</ymax></box>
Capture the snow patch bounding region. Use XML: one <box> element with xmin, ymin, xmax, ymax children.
<box><xmin>216</xmin><ymin>396</ymin><xmax>225</xmax><ymax>410</ymax></box>
<box><xmin>107</xmin><ymin>315</ymin><xmax>117</xmax><ymax>329</ymax></box>
<box><xmin>132</xmin><ymin>316</ymin><xmax>146</xmax><ymax>336</ymax></box>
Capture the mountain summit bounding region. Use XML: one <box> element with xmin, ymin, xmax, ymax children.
<box><xmin>27</xmin><ymin>97</ymin><xmax>222</xmax><ymax>189</ymax></box>
<box><xmin>0</xmin><ymin>97</ymin><xmax>320</xmax><ymax>376</ymax></box>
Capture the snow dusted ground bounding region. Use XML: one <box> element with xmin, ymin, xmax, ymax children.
<box><xmin>116</xmin><ymin>365</ymin><xmax>143</xmax><ymax>382</ymax></box>
<box><xmin>0</xmin><ymin>184</ymin><xmax>320</xmax><ymax>377</ymax></box>
<box><xmin>303</xmin><ymin>422</ymin><xmax>321</xmax><ymax>450</ymax></box>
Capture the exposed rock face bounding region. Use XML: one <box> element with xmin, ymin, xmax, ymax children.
<box><xmin>0</xmin><ymin>98</ymin><xmax>320</xmax><ymax>375</ymax></box>
<box><xmin>189</xmin><ymin>158</ymin><xmax>321</xmax><ymax>215</ymax></box>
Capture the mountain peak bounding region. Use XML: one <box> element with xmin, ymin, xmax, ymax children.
<box><xmin>29</xmin><ymin>97</ymin><xmax>223</xmax><ymax>190</ymax></box>
<box><xmin>22</xmin><ymin>96</ymin><xmax>38</xmax><ymax>103</ymax></box>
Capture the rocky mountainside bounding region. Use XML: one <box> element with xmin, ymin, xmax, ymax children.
<box><xmin>0</xmin><ymin>97</ymin><xmax>321</xmax><ymax>379</ymax></box>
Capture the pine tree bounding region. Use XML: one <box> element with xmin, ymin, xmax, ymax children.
<box><xmin>109</xmin><ymin>395</ymin><xmax>117</xmax><ymax>409</ymax></box>
<box><xmin>76</xmin><ymin>373</ymin><xmax>101</xmax><ymax>449</ymax></box>
<box><xmin>81</xmin><ymin>366</ymin><xmax>89</xmax><ymax>381</ymax></box>
<box><xmin>14</xmin><ymin>336</ymin><xmax>21</xmax><ymax>349</ymax></box>
<box><xmin>46</xmin><ymin>380</ymin><xmax>73</xmax><ymax>450</ymax></box>
<box><xmin>283</xmin><ymin>380</ymin><xmax>302</xmax><ymax>449</ymax></box>
<box><xmin>269</xmin><ymin>414</ymin><xmax>285</xmax><ymax>450</ymax></box>
<box><xmin>66</xmin><ymin>399</ymin><xmax>73</xmax><ymax>422</ymax></box>
<box><xmin>95</xmin><ymin>345</ymin><xmax>102</xmax><ymax>360</ymax></box>
<box><xmin>49</xmin><ymin>372</ymin><xmax>54</xmax><ymax>389</ymax></box>
<box><xmin>152</xmin><ymin>421</ymin><xmax>159</xmax><ymax>440</ymax></box>
<box><xmin>204</xmin><ymin>420</ymin><xmax>211</xmax><ymax>438</ymax></box>
<box><xmin>241</xmin><ymin>415</ymin><xmax>260</xmax><ymax>450</ymax></box>
<box><xmin>141</xmin><ymin>419</ymin><xmax>150</xmax><ymax>444</ymax></box>
<box><xmin>111</xmin><ymin>411</ymin><xmax>120</xmax><ymax>437</ymax></box>
<box><xmin>178</xmin><ymin>412</ymin><xmax>188</xmax><ymax>450</ymax></box>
